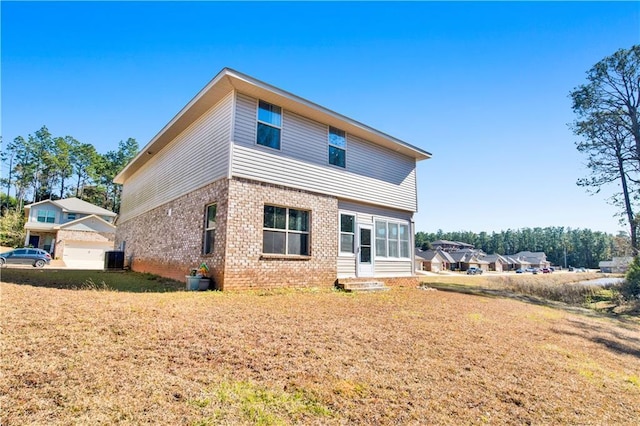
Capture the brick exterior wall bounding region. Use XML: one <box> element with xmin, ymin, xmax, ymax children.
<box><xmin>222</xmin><ymin>178</ymin><xmax>338</xmax><ymax>290</ymax></box>
<box><xmin>115</xmin><ymin>177</ymin><xmax>339</xmax><ymax>290</ymax></box>
<box><xmin>115</xmin><ymin>179</ymin><xmax>229</xmax><ymax>286</ymax></box>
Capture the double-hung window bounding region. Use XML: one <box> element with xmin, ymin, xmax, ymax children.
<box><xmin>339</xmin><ymin>214</ymin><xmax>355</xmax><ymax>254</ymax></box>
<box><xmin>375</xmin><ymin>220</ymin><xmax>410</xmax><ymax>259</ymax></box>
<box><xmin>203</xmin><ymin>204</ymin><xmax>217</xmax><ymax>255</ymax></box>
<box><xmin>257</xmin><ymin>100</ymin><xmax>282</xmax><ymax>150</ymax></box>
<box><xmin>263</xmin><ymin>205</ymin><xmax>309</xmax><ymax>256</ymax></box>
<box><xmin>328</xmin><ymin>127</ymin><xmax>346</xmax><ymax>168</ymax></box>
<box><xmin>37</xmin><ymin>210</ymin><xmax>56</xmax><ymax>223</ymax></box>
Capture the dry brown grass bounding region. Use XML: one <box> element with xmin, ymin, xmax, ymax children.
<box><xmin>1</xmin><ymin>282</ymin><xmax>639</xmax><ymax>425</ymax></box>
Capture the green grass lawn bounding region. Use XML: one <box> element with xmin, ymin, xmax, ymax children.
<box><xmin>0</xmin><ymin>268</ymin><xmax>184</xmax><ymax>292</ymax></box>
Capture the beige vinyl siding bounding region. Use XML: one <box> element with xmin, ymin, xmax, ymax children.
<box><xmin>233</xmin><ymin>93</ymin><xmax>256</xmax><ymax>146</ymax></box>
<box><xmin>119</xmin><ymin>91</ymin><xmax>233</xmax><ymax>223</ymax></box>
<box><xmin>232</xmin><ymin>93</ymin><xmax>417</xmax><ymax>212</ymax></box>
<box><xmin>337</xmin><ymin>256</ymin><xmax>356</xmax><ymax>277</ymax></box>
<box><xmin>373</xmin><ymin>260</ymin><xmax>413</xmax><ymax>277</ymax></box>
<box><xmin>232</xmin><ymin>146</ymin><xmax>416</xmax><ymax>211</ymax></box>
<box><xmin>337</xmin><ymin>201</ymin><xmax>413</xmax><ymax>222</ymax></box>
<box><xmin>337</xmin><ymin>200</ymin><xmax>414</xmax><ymax>278</ymax></box>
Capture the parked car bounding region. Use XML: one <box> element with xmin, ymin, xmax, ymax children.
<box><xmin>0</xmin><ymin>248</ymin><xmax>51</xmax><ymax>268</ymax></box>
<box><xmin>466</xmin><ymin>267</ymin><xmax>483</xmax><ymax>275</ymax></box>
<box><xmin>515</xmin><ymin>268</ymin><xmax>524</xmax><ymax>274</ymax></box>
<box><xmin>542</xmin><ymin>268</ymin><xmax>552</xmax><ymax>274</ymax></box>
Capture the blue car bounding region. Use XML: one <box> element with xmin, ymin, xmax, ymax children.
<box><xmin>0</xmin><ymin>248</ymin><xmax>52</xmax><ymax>268</ymax></box>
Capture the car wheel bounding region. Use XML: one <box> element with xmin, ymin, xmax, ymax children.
<box><xmin>0</xmin><ymin>258</ymin><xmax>5</xmax><ymax>267</ymax></box>
<box><xmin>35</xmin><ymin>259</ymin><xmax>45</xmax><ymax>268</ymax></box>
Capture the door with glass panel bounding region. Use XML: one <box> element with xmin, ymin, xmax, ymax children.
<box><xmin>357</xmin><ymin>224</ymin><xmax>374</xmax><ymax>277</ymax></box>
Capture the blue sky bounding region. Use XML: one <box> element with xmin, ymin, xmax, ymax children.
<box><xmin>2</xmin><ymin>1</ymin><xmax>639</xmax><ymax>235</ymax></box>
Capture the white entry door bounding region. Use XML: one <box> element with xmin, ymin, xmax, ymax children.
<box><xmin>357</xmin><ymin>224</ymin><xmax>374</xmax><ymax>277</ymax></box>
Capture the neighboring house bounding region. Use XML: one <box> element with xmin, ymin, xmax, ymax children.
<box><xmin>505</xmin><ymin>256</ymin><xmax>532</xmax><ymax>271</ymax></box>
<box><xmin>483</xmin><ymin>254</ymin><xmax>509</xmax><ymax>272</ymax></box>
<box><xmin>450</xmin><ymin>250</ymin><xmax>489</xmax><ymax>272</ymax></box>
<box><xmin>114</xmin><ymin>68</ymin><xmax>431</xmax><ymax>290</ymax></box>
<box><xmin>415</xmin><ymin>248</ymin><xmax>453</xmax><ymax>272</ymax></box>
<box><xmin>599</xmin><ymin>257</ymin><xmax>634</xmax><ymax>273</ymax></box>
<box><xmin>23</xmin><ymin>198</ymin><xmax>117</xmax><ymax>269</ymax></box>
<box><xmin>430</xmin><ymin>240</ymin><xmax>474</xmax><ymax>252</ymax></box>
<box><xmin>512</xmin><ymin>251</ymin><xmax>550</xmax><ymax>269</ymax></box>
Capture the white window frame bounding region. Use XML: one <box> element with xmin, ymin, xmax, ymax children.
<box><xmin>263</xmin><ymin>205</ymin><xmax>310</xmax><ymax>256</ymax></box>
<box><xmin>203</xmin><ymin>203</ymin><xmax>217</xmax><ymax>255</ymax></box>
<box><xmin>36</xmin><ymin>210</ymin><xmax>56</xmax><ymax>223</ymax></box>
<box><xmin>328</xmin><ymin>126</ymin><xmax>347</xmax><ymax>168</ymax></box>
<box><xmin>256</xmin><ymin>100</ymin><xmax>282</xmax><ymax>150</ymax></box>
<box><xmin>374</xmin><ymin>219</ymin><xmax>411</xmax><ymax>260</ymax></box>
<box><xmin>339</xmin><ymin>212</ymin><xmax>356</xmax><ymax>256</ymax></box>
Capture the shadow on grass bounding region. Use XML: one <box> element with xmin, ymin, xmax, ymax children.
<box><xmin>0</xmin><ymin>268</ymin><xmax>185</xmax><ymax>293</ymax></box>
<box><xmin>422</xmin><ymin>282</ymin><xmax>638</xmax><ymax>325</ymax></box>
<box><xmin>553</xmin><ymin>318</ymin><xmax>640</xmax><ymax>359</ymax></box>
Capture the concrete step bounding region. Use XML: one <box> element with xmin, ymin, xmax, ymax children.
<box><xmin>336</xmin><ymin>281</ymin><xmax>390</xmax><ymax>293</ymax></box>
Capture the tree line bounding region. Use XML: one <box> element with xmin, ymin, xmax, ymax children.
<box><xmin>1</xmin><ymin>125</ymin><xmax>138</xmax><ymax>213</ymax></box>
<box><xmin>415</xmin><ymin>227</ymin><xmax>633</xmax><ymax>269</ymax></box>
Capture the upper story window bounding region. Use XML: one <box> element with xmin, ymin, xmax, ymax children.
<box><xmin>257</xmin><ymin>100</ymin><xmax>282</xmax><ymax>150</ymax></box>
<box><xmin>263</xmin><ymin>205</ymin><xmax>309</xmax><ymax>256</ymax></box>
<box><xmin>67</xmin><ymin>213</ymin><xmax>76</xmax><ymax>221</ymax></box>
<box><xmin>328</xmin><ymin>127</ymin><xmax>346</xmax><ymax>168</ymax></box>
<box><xmin>37</xmin><ymin>210</ymin><xmax>56</xmax><ymax>223</ymax></box>
<box><xmin>203</xmin><ymin>204</ymin><xmax>217</xmax><ymax>255</ymax></box>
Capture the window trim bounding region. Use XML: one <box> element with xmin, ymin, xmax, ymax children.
<box><xmin>338</xmin><ymin>212</ymin><xmax>356</xmax><ymax>256</ymax></box>
<box><xmin>203</xmin><ymin>203</ymin><xmax>217</xmax><ymax>255</ymax></box>
<box><xmin>256</xmin><ymin>99</ymin><xmax>282</xmax><ymax>150</ymax></box>
<box><xmin>36</xmin><ymin>210</ymin><xmax>56</xmax><ymax>223</ymax></box>
<box><xmin>328</xmin><ymin>126</ymin><xmax>347</xmax><ymax>168</ymax></box>
<box><xmin>374</xmin><ymin>218</ymin><xmax>411</xmax><ymax>260</ymax></box>
<box><xmin>262</xmin><ymin>204</ymin><xmax>310</xmax><ymax>256</ymax></box>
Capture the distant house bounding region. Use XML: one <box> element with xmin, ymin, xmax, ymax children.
<box><xmin>483</xmin><ymin>254</ymin><xmax>509</xmax><ymax>272</ymax></box>
<box><xmin>450</xmin><ymin>250</ymin><xmax>489</xmax><ymax>272</ymax></box>
<box><xmin>23</xmin><ymin>198</ymin><xmax>117</xmax><ymax>269</ymax></box>
<box><xmin>431</xmin><ymin>240</ymin><xmax>474</xmax><ymax>252</ymax></box>
<box><xmin>415</xmin><ymin>248</ymin><xmax>453</xmax><ymax>272</ymax></box>
<box><xmin>599</xmin><ymin>257</ymin><xmax>634</xmax><ymax>273</ymax></box>
<box><xmin>512</xmin><ymin>251</ymin><xmax>550</xmax><ymax>269</ymax></box>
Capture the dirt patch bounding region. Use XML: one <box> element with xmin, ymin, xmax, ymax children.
<box><xmin>1</xmin><ymin>283</ymin><xmax>638</xmax><ymax>424</ymax></box>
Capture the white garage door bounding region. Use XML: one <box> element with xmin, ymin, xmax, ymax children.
<box><xmin>63</xmin><ymin>241</ymin><xmax>114</xmax><ymax>269</ymax></box>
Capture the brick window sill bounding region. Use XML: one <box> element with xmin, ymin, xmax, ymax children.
<box><xmin>260</xmin><ymin>254</ymin><xmax>311</xmax><ymax>261</ymax></box>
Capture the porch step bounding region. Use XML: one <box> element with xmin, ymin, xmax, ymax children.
<box><xmin>336</xmin><ymin>281</ymin><xmax>390</xmax><ymax>293</ymax></box>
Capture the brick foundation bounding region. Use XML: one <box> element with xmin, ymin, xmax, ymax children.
<box><xmin>222</xmin><ymin>178</ymin><xmax>337</xmax><ymax>290</ymax></box>
<box><xmin>116</xmin><ymin>177</ymin><xmax>338</xmax><ymax>290</ymax></box>
<box><xmin>116</xmin><ymin>179</ymin><xmax>229</xmax><ymax>287</ymax></box>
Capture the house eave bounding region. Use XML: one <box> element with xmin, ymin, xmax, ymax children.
<box><xmin>115</xmin><ymin>68</ymin><xmax>431</xmax><ymax>184</ymax></box>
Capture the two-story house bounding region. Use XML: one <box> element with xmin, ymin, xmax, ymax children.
<box><xmin>114</xmin><ymin>68</ymin><xmax>431</xmax><ymax>290</ymax></box>
<box><xmin>24</xmin><ymin>198</ymin><xmax>117</xmax><ymax>268</ymax></box>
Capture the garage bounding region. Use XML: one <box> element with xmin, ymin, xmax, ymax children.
<box><xmin>63</xmin><ymin>241</ymin><xmax>114</xmax><ymax>269</ymax></box>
